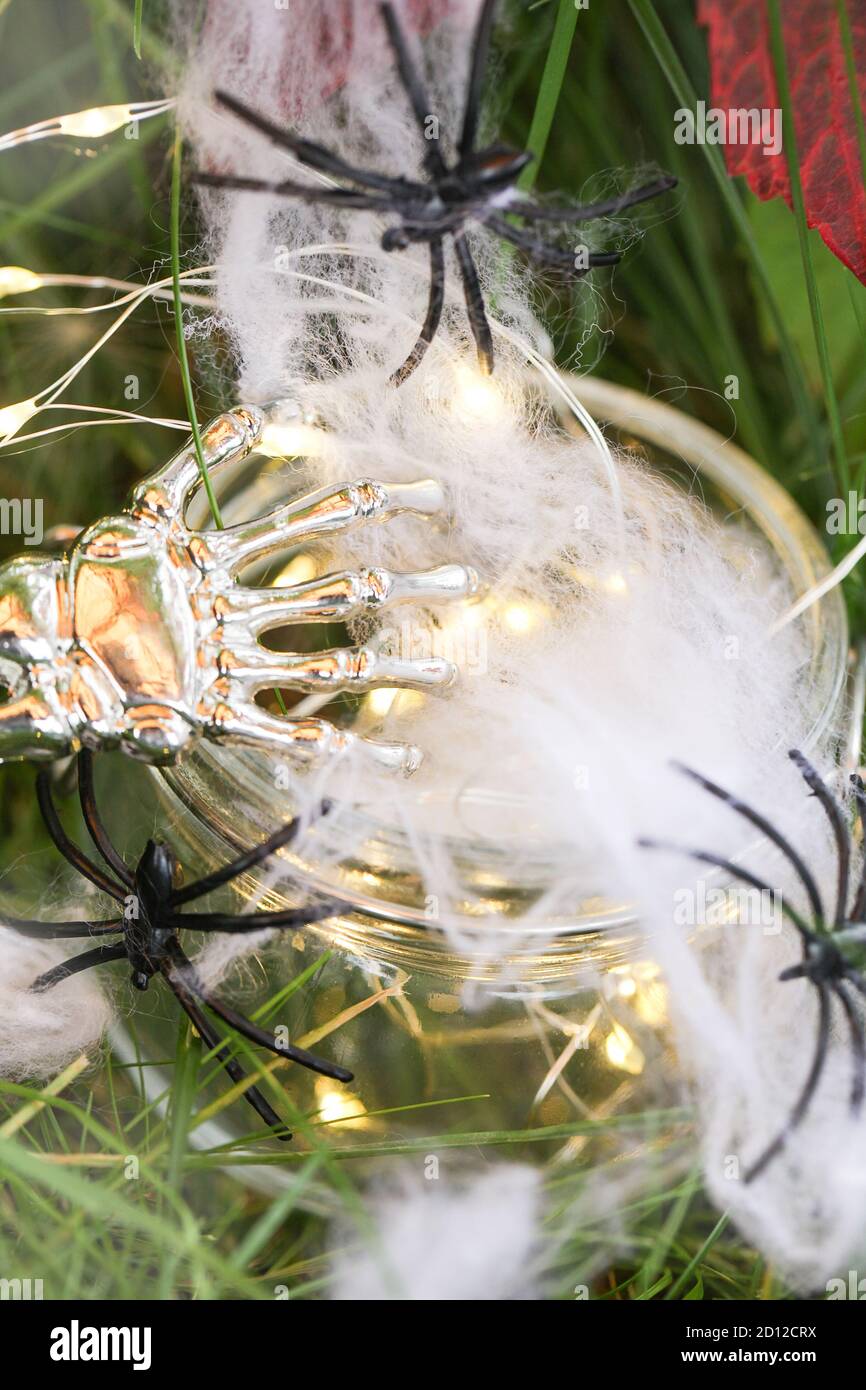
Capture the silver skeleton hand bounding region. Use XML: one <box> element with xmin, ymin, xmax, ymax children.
<box><xmin>0</xmin><ymin>404</ymin><xmax>477</xmax><ymax>772</ymax></box>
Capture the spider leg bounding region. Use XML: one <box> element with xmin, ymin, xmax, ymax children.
<box><xmin>789</xmin><ymin>751</ymin><xmax>850</xmax><ymax>927</ymax></box>
<box><xmin>161</xmin><ymin>961</ymin><xmax>292</xmax><ymax>1140</ymax></box>
<box><xmin>459</xmin><ymin>0</ymin><xmax>497</xmax><ymax>159</ymax></box>
<box><xmin>506</xmin><ymin>174</ymin><xmax>678</xmax><ymax>224</ymax></box>
<box><xmin>834</xmin><ymin>981</ymin><xmax>866</xmax><ymax>1115</ymax></box>
<box><xmin>77</xmin><ymin>750</ymin><xmax>134</xmax><ymax>889</ymax></box>
<box><xmin>35</xmin><ymin>771</ymin><xmax>126</xmax><ymax>903</ymax></box>
<box><xmin>379</xmin><ymin>3</ymin><xmax>447</xmax><ymax>176</ymax></box>
<box><xmin>670</xmin><ymin>762</ymin><xmax>825</xmax><ymax>930</ymax></box>
<box><xmin>744</xmin><ymin>982</ymin><xmax>832</xmax><ymax>1183</ymax></box>
<box><xmin>164</xmin><ymin>941</ymin><xmax>353</xmax><ymax>1082</ymax></box>
<box><xmin>171</xmin><ymin>808</ymin><xmax>328</xmax><ymax>907</ymax></box>
<box><xmin>192</xmin><ymin>171</ymin><xmax>397</xmax><ymax>211</ymax></box>
<box><xmin>843</xmin><ymin>967</ymin><xmax>866</xmax><ymax>1000</ymax></box>
<box><xmin>485</xmin><ymin>213</ymin><xmax>620</xmax><ymax>272</ymax></box>
<box><xmin>390</xmin><ymin>237</ymin><xmax>446</xmax><ymax>386</ymax></box>
<box><xmin>1</xmin><ymin>917</ymin><xmax>121</xmax><ymax>940</ymax></box>
<box><xmin>167</xmin><ymin>902</ymin><xmax>340</xmax><ymax>933</ymax></box>
<box><xmin>636</xmin><ymin>838</ymin><xmax>816</xmax><ymax>942</ymax></box>
<box><xmin>452</xmin><ymin>231</ymin><xmax>494</xmax><ymax>375</ymax></box>
<box><xmin>29</xmin><ymin>942</ymin><xmax>127</xmax><ymax>994</ymax></box>
<box><xmin>214</xmin><ymin>90</ymin><xmax>424</xmax><ymax>196</ymax></box>
<box><xmin>849</xmin><ymin>775</ymin><xmax>866</xmax><ymax>921</ymax></box>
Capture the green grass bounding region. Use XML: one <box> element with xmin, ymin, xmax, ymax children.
<box><xmin>0</xmin><ymin>0</ymin><xmax>864</xmax><ymax>1300</ymax></box>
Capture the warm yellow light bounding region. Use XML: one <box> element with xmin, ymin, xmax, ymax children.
<box><xmin>271</xmin><ymin>553</ymin><xmax>317</xmax><ymax>587</ymax></box>
<box><xmin>633</xmin><ymin>977</ymin><xmax>668</xmax><ymax>1028</ymax></box>
<box><xmin>502</xmin><ymin>599</ymin><xmax>545</xmax><ymax>635</ymax></box>
<box><xmin>605</xmin><ymin>1023</ymin><xmax>645</xmax><ymax>1075</ymax></box>
<box><xmin>571</xmin><ymin>565</ymin><xmax>630</xmax><ymax>598</ymax></box>
<box><xmin>503</xmin><ymin>604</ymin><xmax>531</xmax><ymax>633</ymax></box>
<box><xmin>367</xmin><ymin>688</ymin><xmax>399</xmax><ymax>718</ymax></box>
<box><xmin>315</xmin><ymin>1080</ymin><xmax>366</xmax><ymax>1125</ymax></box>
<box><xmin>0</xmin><ymin>397</ymin><xmax>38</xmax><ymax>440</ymax></box>
<box><xmin>0</xmin><ymin>266</ymin><xmax>44</xmax><ymax>298</ymax></box>
<box><xmin>57</xmin><ymin>105</ymin><xmax>134</xmax><ymax>139</ymax></box>
<box><xmin>450</xmin><ymin>364</ymin><xmax>504</xmax><ymax>423</ymax></box>
<box><xmin>259</xmin><ymin>421</ymin><xmax>325</xmax><ymax>459</ymax></box>
<box><xmin>608</xmin><ymin>963</ymin><xmax>667</xmax><ymax>1028</ymax></box>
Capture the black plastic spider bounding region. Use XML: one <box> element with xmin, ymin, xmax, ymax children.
<box><xmin>2</xmin><ymin>749</ymin><xmax>352</xmax><ymax>1141</ymax></box>
<box><xmin>194</xmin><ymin>0</ymin><xmax>676</xmax><ymax>385</ymax></box>
<box><xmin>640</xmin><ymin>749</ymin><xmax>866</xmax><ymax>1183</ymax></box>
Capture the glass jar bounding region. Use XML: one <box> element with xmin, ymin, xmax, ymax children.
<box><xmin>115</xmin><ymin>377</ymin><xmax>850</xmax><ymax>1185</ymax></box>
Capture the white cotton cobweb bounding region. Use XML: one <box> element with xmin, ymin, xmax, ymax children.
<box><xmin>0</xmin><ymin>928</ymin><xmax>111</xmax><ymax>1080</ymax></box>
<box><xmin>166</xmin><ymin>0</ymin><xmax>858</xmax><ymax>1286</ymax></box>
<box><xmin>329</xmin><ymin>1162</ymin><xmax>543</xmax><ymax>1300</ymax></box>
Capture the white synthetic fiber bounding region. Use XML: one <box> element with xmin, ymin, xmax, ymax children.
<box><xmin>329</xmin><ymin>1162</ymin><xmax>542</xmax><ymax>1300</ymax></box>
<box><xmin>0</xmin><ymin>928</ymin><xmax>110</xmax><ymax>1079</ymax></box>
<box><xmin>646</xmin><ymin>783</ymin><xmax>866</xmax><ymax>1291</ymax></box>
<box><xmin>171</xmin><ymin>0</ymin><xmax>860</xmax><ymax>1285</ymax></box>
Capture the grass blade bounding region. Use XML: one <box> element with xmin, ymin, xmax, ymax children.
<box><xmin>518</xmin><ymin>0</ymin><xmax>579</xmax><ymax>191</ymax></box>
<box><xmin>170</xmin><ymin>128</ymin><xmax>223</xmax><ymax>527</ymax></box>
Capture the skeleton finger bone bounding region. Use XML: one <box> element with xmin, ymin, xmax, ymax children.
<box><xmin>218</xmin><ymin>642</ymin><xmax>456</xmax><ymax>697</ymax></box>
<box><xmin>218</xmin><ymin>563</ymin><xmax>478</xmax><ymax>633</ymax></box>
<box><xmin>203</xmin><ymin>701</ymin><xmax>423</xmax><ymax>775</ymax></box>
<box><xmin>203</xmin><ymin>477</ymin><xmax>447</xmax><ymax>575</ymax></box>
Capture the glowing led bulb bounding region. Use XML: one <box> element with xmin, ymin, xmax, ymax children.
<box><xmin>501</xmin><ymin>598</ymin><xmax>546</xmax><ymax>635</ymax></box>
<box><xmin>315</xmin><ymin>1079</ymin><xmax>365</xmax><ymax>1124</ymax></box>
<box><xmin>0</xmin><ymin>266</ymin><xmax>44</xmax><ymax>298</ymax></box>
<box><xmin>0</xmin><ymin>397</ymin><xmax>38</xmax><ymax>441</ymax></box>
<box><xmin>451</xmin><ymin>363</ymin><xmax>503</xmax><ymax>423</ymax></box>
<box><xmin>57</xmin><ymin>105</ymin><xmax>134</xmax><ymax>139</ymax></box>
<box><xmin>503</xmin><ymin>603</ymin><xmax>531</xmax><ymax>633</ymax></box>
<box><xmin>604</xmin><ymin>1023</ymin><xmax>645</xmax><ymax>1075</ymax></box>
<box><xmin>367</xmin><ymin>688</ymin><xmax>399</xmax><ymax>718</ymax></box>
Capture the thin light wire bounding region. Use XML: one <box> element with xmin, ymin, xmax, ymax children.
<box><xmin>773</xmin><ymin>537</ymin><xmax>866</xmax><ymax>633</ymax></box>
<box><xmin>0</xmin><ymin>100</ymin><xmax>174</xmax><ymax>153</ymax></box>
<box><xmin>0</xmin><ymin>267</ymin><xmax>215</xmax><ymax>445</ymax></box>
<box><xmin>0</xmin><ymin>271</ymin><xmax>215</xmax><ymax>315</ymax></box>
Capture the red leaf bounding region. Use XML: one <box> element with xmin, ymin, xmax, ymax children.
<box><xmin>697</xmin><ymin>0</ymin><xmax>866</xmax><ymax>282</ymax></box>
